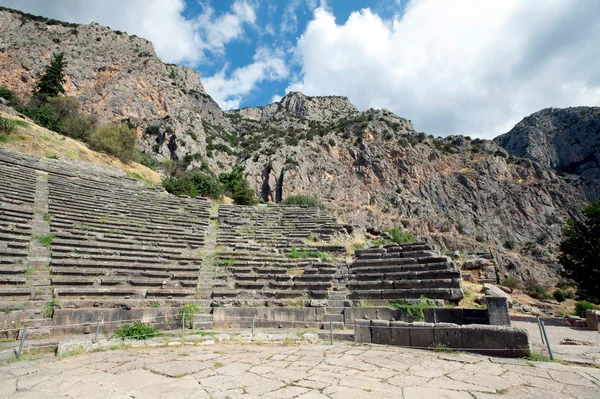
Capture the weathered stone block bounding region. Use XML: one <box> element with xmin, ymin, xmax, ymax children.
<box><xmin>586</xmin><ymin>310</ymin><xmax>600</xmax><ymax>331</ymax></box>
<box><xmin>461</xmin><ymin>325</ymin><xmax>529</xmax><ymax>357</ymax></box>
<box><xmin>486</xmin><ymin>297</ymin><xmax>510</xmax><ymax>326</ymax></box>
<box><xmin>408</xmin><ymin>322</ymin><xmax>435</xmax><ymax>348</ymax></box>
<box><xmin>354</xmin><ymin>319</ymin><xmax>371</xmax><ymax>343</ymax></box>
<box><xmin>390</xmin><ymin>321</ymin><xmax>410</xmax><ymax>347</ymax></box>
<box><xmin>371</xmin><ymin>320</ymin><xmax>390</xmax><ymax>345</ymax></box>
<box><xmin>434</xmin><ymin>323</ymin><xmax>462</xmax><ymax>348</ymax></box>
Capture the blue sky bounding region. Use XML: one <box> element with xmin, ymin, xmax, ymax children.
<box><xmin>182</xmin><ymin>0</ymin><xmax>410</xmax><ymax>108</ymax></box>
<box><xmin>1</xmin><ymin>0</ymin><xmax>599</xmax><ymax>138</ymax></box>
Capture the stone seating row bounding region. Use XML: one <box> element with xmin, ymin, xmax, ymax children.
<box><xmin>349</xmin><ymin>244</ymin><xmax>463</xmax><ymax>303</ymax></box>
<box><xmin>0</xmin><ymin>161</ymin><xmax>36</xmax><ymax>287</ymax></box>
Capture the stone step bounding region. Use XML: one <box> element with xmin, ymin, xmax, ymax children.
<box><xmin>349</xmin><ymin>288</ymin><xmax>463</xmax><ymax>301</ymax></box>
<box><xmin>324</xmin><ymin>314</ymin><xmax>344</xmax><ymax>323</ymax></box>
<box><xmin>347</xmin><ymin>278</ymin><xmax>461</xmax><ymax>290</ymax></box>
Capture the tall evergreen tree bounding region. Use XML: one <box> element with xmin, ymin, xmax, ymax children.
<box><xmin>559</xmin><ymin>198</ymin><xmax>600</xmax><ymax>303</ymax></box>
<box><xmin>36</xmin><ymin>52</ymin><xmax>67</xmax><ymax>99</ymax></box>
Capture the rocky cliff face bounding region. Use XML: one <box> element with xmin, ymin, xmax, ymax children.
<box><xmin>0</xmin><ymin>9</ymin><xmax>233</xmax><ymax>168</ymax></box>
<box><xmin>227</xmin><ymin>92</ymin><xmax>588</xmax><ymax>283</ymax></box>
<box><xmin>495</xmin><ymin>107</ymin><xmax>600</xmax><ymax>200</ymax></box>
<box><xmin>0</xmin><ymin>8</ymin><xmax>592</xmax><ymax>285</ymax></box>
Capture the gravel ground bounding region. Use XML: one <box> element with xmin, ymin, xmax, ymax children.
<box><xmin>513</xmin><ymin>319</ymin><xmax>600</xmax><ymax>365</ymax></box>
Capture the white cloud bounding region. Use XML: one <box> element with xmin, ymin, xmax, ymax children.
<box><xmin>199</xmin><ymin>0</ymin><xmax>256</xmax><ymax>53</ymax></box>
<box><xmin>289</xmin><ymin>0</ymin><xmax>600</xmax><ymax>138</ymax></box>
<box><xmin>203</xmin><ymin>48</ymin><xmax>289</xmax><ymax>109</ymax></box>
<box><xmin>0</xmin><ymin>0</ymin><xmax>256</xmax><ymax>66</ymax></box>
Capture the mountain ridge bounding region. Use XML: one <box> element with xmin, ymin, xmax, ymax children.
<box><xmin>0</xmin><ymin>7</ymin><xmax>595</xmax><ymax>285</ymax></box>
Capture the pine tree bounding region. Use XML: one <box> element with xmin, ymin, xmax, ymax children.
<box><xmin>559</xmin><ymin>198</ymin><xmax>600</xmax><ymax>303</ymax></box>
<box><xmin>36</xmin><ymin>52</ymin><xmax>67</xmax><ymax>99</ymax></box>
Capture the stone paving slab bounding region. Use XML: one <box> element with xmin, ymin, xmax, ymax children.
<box><xmin>1</xmin><ymin>342</ymin><xmax>599</xmax><ymax>398</ymax></box>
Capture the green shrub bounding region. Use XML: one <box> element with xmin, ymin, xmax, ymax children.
<box><xmin>385</xmin><ymin>227</ymin><xmax>415</xmax><ymax>244</ymax></box>
<box><xmin>0</xmin><ymin>86</ymin><xmax>20</xmax><ymax>107</ymax></box>
<box><xmin>113</xmin><ymin>320</ymin><xmax>160</xmax><ymax>340</ymax></box>
<box><xmin>501</xmin><ymin>276</ymin><xmax>521</xmax><ymax>293</ymax></box>
<box><xmin>17</xmin><ymin>104</ymin><xmax>63</xmax><ymax>132</ymax></box>
<box><xmin>504</xmin><ymin>239</ymin><xmax>516</xmax><ymax>250</ymax></box>
<box><xmin>163</xmin><ymin>176</ymin><xmax>199</xmax><ymax>197</ymax></box>
<box><xmin>0</xmin><ymin>117</ymin><xmax>17</xmax><ymax>134</ymax></box>
<box><xmin>553</xmin><ymin>289</ymin><xmax>566</xmax><ymax>303</ymax></box>
<box><xmin>281</xmin><ymin>195</ymin><xmax>325</xmax><ymax>209</ymax></box>
<box><xmin>179</xmin><ymin>304</ymin><xmax>200</xmax><ymax>329</ymax></box>
<box><xmin>162</xmin><ymin>172</ymin><xmax>223</xmax><ymax>199</ymax></box>
<box><xmin>189</xmin><ymin>172</ymin><xmax>224</xmax><ymax>198</ymax></box>
<box><xmin>391</xmin><ymin>297</ymin><xmax>437</xmax><ymax>321</ymax></box>
<box><xmin>523</xmin><ymin>278</ymin><xmax>551</xmax><ymax>300</ymax></box>
<box><xmin>574</xmin><ymin>301</ymin><xmax>597</xmax><ymax>317</ymax></box>
<box><xmin>88</xmin><ymin>123</ymin><xmax>139</xmax><ymax>162</ymax></box>
<box><xmin>44</xmin><ymin>299</ymin><xmax>61</xmax><ymax>318</ymax></box>
<box><xmin>219</xmin><ymin>166</ymin><xmax>256</xmax><ymax>205</ymax></box>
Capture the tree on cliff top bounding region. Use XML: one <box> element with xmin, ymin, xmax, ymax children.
<box><xmin>36</xmin><ymin>52</ymin><xmax>67</xmax><ymax>100</ymax></box>
<box><xmin>559</xmin><ymin>198</ymin><xmax>600</xmax><ymax>303</ymax></box>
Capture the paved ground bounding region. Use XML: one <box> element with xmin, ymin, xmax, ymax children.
<box><xmin>513</xmin><ymin>320</ymin><xmax>600</xmax><ymax>365</ymax></box>
<box><xmin>1</xmin><ymin>342</ymin><xmax>599</xmax><ymax>399</ymax></box>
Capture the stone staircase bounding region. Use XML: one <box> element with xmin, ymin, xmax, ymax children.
<box><xmin>348</xmin><ymin>244</ymin><xmax>463</xmax><ymax>303</ymax></box>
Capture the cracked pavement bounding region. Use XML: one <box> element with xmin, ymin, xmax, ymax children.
<box><xmin>1</xmin><ymin>343</ymin><xmax>599</xmax><ymax>398</ymax></box>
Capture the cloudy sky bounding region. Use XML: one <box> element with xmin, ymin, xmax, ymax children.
<box><xmin>1</xmin><ymin>0</ymin><xmax>599</xmax><ymax>138</ymax></box>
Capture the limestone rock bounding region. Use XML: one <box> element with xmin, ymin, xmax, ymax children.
<box><xmin>483</xmin><ymin>283</ymin><xmax>513</xmax><ymax>307</ymax></box>
<box><xmin>495</xmin><ymin>106</ymin><xmax>600</xmax><ymax>200</ymax></box>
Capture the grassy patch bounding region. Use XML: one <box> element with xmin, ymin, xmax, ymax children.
<box><xmin>215</xmin><ymin>258</ymin><xmax>239</xmax><ymax>267</ymax></box>
<box><xmin>179</xmin><ymin>303</ymin><xmax>201</xmax><ymax>328</ymax></box>
<box><xmin>57</xmin><ymin>347</ymin><xmax>87</xmax><ymax>359</ymax></box>
<box><xmin>525</xmin><ymin>353</ymin><xmax>555</xmax><ymax>363</ymax></box>
<box><xmin>44</xmin><ymin>299</ymin><xmax>62</xmax><ymax>318</ymax></box>
<box><xmin>33</xmin><ymin>234</ymin><xmax>55</xmax><ymax>249</ymax></box>
<box><xmin>113</xmin><ymin>321</ymin><xmax>160</xmax><ymax>340</ymax></box>
<box><xmin>13</xmin><ymin>120</ymin><xmax>29</xmax><ymax>128</ymax></box>
<box><xmin>194</xmin><ymin>330</ymin><xmax>218</xmax><ymax>336</ymax></box>
<box><xmin>289</xmin><ymin>248</ymin><xmax>333</xmax><ymax>262</ymax></box>
<box><xmin>391</xmin><ymin>297</ymin><xmax>438</xmax><ymax>321</ymax></box>
<box><xmin>213</xmin><ymin>361</ymin><xmax>225</xmax><ymax>368</ymax></box>
<box><xmin>431</xmin><ymin>343</ymin><xmax>452</xmax><ymax>353</ymax></box>
<box><xmin>126</xmin><ymin>171</ymin><xmax>153</xmax><ymax>185</ymax></box>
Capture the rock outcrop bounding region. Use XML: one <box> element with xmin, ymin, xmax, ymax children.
<box><xmin>0</xmin><ymin>8</ymin><xmax>233</xmax><ymax>167</ymax></box>
<box><xmin>495</xmin><ymin>107</ymin><xmax>600</xmax><ymax>200</ymax></box>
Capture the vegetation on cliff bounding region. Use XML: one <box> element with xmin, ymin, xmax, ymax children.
<box><xmin>559</xmin><ymin>198</ymin><xmax>600</xmax><ymax>303</ymax></box>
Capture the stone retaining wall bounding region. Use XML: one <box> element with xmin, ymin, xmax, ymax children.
<box><xmin>354</xmin><ymin>319</ymin><xmax>530</xmax><ymax>357</ymax></box>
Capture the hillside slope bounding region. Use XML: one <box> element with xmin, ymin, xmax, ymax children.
<box><xmin>0</xmin><ymin>108</ymin><xmax>160</xmax><ymax>184</ymax></box>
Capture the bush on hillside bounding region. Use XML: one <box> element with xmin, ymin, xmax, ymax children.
<box><xmin>230</xmin><ymin>179</ymin><xmax>256</xmax><ymax>205</ymax></box>
<box><xmin>281</xmin><ymin>195</ymin><xmax>325</xmax><ymax>209</ymax></box>
<box><xmin>0</xmin><ymin>86</ymin><xmax>20</xmax><ymax>107</ymax></box>
<box><xmin>559</xmin><ymin>198</ymin><xmax>600</xmax><ymax>303</ymax></box>
<box><xmin>88</xmin><ymin>123</ymin><xmax>139</xmax><ymax>162</ymax></box>
<box><xmin>385</xmin><ymin>227</ymin><xmax>416</xmax><ymax>244</ymax></box>
<box><xmin>162</xmin><ymin>172</ymin><xmax>223</xmax><ymax>199</ymax></box>
<box><xmin>574</xmin><ymin>301</ymin><xmax>597</xmax><ymax>318</ymax></box>
<box><xmin>501</xmin><ymin>276</ymin><xmax>521</xmax><ymax>293</ymax></box>
<box><xmin>523</xmin><ymin>278</ymin><xmax>551</xmax><ymax>300</ymax></box>
<box><xmin>219</xmin><ymin>166</ymin><xmax>256</xmax><ymax>205</ymax></box>
<box><xmin>17</xmin><ymin>104</ymin><xmax>63</xmax><ymax>132</ymax></box>
<box><xmin>162</xmin><ymin>176</ymin><xmax>199</xmax><ymax>197</ymax></box>
<box><xmin>553</xmin><ymin>289</ymin><xmax>566</xmax><ymax>303</ymax></box>
<box><xmin>0</xmin><ymin>117</ymin><xmax>17</xmax><ymax>134</ymax></box>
